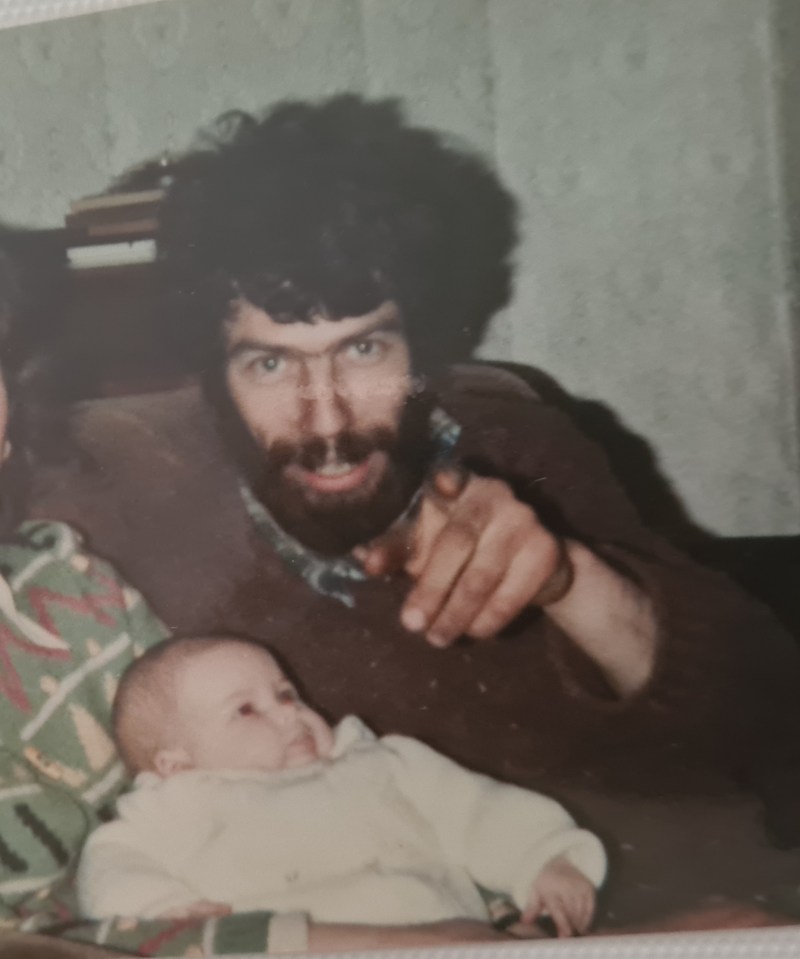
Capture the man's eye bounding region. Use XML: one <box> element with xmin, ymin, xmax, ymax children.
<box><xmin>256</xmin><ymin>355</ymin><xmax>283</xmax><ymax>373</ymax></box>
<box><xmin>348</xmin><ymin>339</ymin><xmax>382</xmax><ymax>360</ymax></box>
<box><xmin>239</xmin><ymin>353</ymin><xmax>284</xmax><ymax>380</ymax></box>
<box><xmin>238</xmin><ymin>703</ymin><xmax>256</xmax><ymax>716</ymax></box>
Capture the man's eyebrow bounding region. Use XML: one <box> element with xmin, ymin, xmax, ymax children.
<box><xmin>337</xmin><ymin>316</ymin><xmax>403</xmax><ymax>347</ymax></box>
<box><xmin>225</xmin><ymin>339</ymin><xmax>282</xmax><ymax>361</ymax></box>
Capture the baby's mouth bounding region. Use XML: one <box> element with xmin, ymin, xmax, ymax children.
<box><xmin>285</xmin><ymin>730</ymin><xmax>318</xmax><ymax>764</ymax></box>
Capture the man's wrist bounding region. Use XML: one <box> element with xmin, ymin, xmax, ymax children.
<box><xmin>531</xmin><ymin>537</ymin><xmax>576</xmax><ymax>607</ymax></box>
<box><xmin>541</xmin><ymin>539</ymin><xmax>658</xmax><ymax>696</ymax></box>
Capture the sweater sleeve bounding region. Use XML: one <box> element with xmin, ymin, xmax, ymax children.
<box><xmin>78</xmin><ymin>776</ymin><xmax>220</xmax><ymax>921</ymax></box>
<box><xmin>72</xmin><ymin>842</ymin><xmax>307</xmax><ymax>952</ymax></box>
<box><xmin>453</xmin><ymin>389</ymin><xmax>800</xmax><ymax>784</ymax></box>
<box><xmin>382</xmin><ymin>733</ymin><xmax>606</xmax><ymax>909</ymax></box>
<box><xmin>78</xmin><ymin>822</ymin><xmax>203</xmax><ymax>920</ymax></box>
<box><xmin>1</xmin><ymin>891</ymin><xmax>283</xmax><ymax>956</ymax></box>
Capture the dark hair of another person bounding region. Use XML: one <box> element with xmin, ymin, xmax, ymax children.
<box><xmin>119</xmin><ymin>95</ymin><xmax>518</xmax><ymax>378</ymax></box>
<box><xmin>0</xmin><ymin>231</ymin><xmax>66</xmax><ymax>535</ymax></box>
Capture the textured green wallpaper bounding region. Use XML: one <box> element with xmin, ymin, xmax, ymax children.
<box><xmin>0</xmin><ymin>0</ymin><xmax>797</xmax><ymax>534</ymax></box>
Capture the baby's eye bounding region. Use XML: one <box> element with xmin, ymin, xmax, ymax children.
<box><xmin>238</xmin><ymin>702</ymin><xmax>256</xmax><ymax>716</ymax></box>
<box><xmin>276</xmin><ymin>687</ymin><xmax>298</xmax><ymax>704</ymax></box>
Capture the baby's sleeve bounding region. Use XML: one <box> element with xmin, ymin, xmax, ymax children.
<box><xmin>78</xmin><ymin>818</ymin><xmax>201</xmax><ymax>919</ymax></box>
<box><xmin>76</xmin><ymin>813</ymin><xmax>309</xmax><ymax>952</ymax></box>
<box><xmin>383</xmin><ymin>733</ymin><xmax>607</xmax><ymax>908</ymax></box>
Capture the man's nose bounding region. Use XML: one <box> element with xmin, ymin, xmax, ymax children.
<box><xmin>302</xmin><ymin>367</ymin><xmax>350</xmax><ymax>441</ymax></box>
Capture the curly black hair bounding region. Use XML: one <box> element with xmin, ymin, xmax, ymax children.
<box><xmin>134</xmin><ymin>95</ymin><xmax>518</xmax><ymax>373</ymax></box>
<box><xmin>0</xmin><ymin>229</ymin><xmax>67</xmax><ymax>534</ymax></box>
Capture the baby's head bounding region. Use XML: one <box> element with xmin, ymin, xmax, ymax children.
<box><xmin>113</xmin><ymin>637</ymin><xmax>334</xmax><ymax>778</ymax></box>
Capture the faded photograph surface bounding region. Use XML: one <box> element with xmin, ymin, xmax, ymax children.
<box><xmin>0</xmin><ymin>1</ymin><xmax>799</xmax><ymax>956</ymax></box>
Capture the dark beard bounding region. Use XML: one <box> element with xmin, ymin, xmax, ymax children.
<box><xmin>225</xmin><ymin>391</ymin><xmax>436</xmax><ymax>556</ymax></box>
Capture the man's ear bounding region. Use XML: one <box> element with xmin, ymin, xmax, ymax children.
<box><xmin>153</xmin><ymin>747</ymin><xmax>193</xmax><ymax>779</ymax></box>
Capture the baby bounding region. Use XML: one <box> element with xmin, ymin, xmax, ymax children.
<box><xmin>78</xmin><ymin>637</ymin><xmax>606</xmax><ymax>938</ymax></box>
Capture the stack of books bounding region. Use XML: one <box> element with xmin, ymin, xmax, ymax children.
<box><xmin>65</xmin><ymin>188</ymin><xmax>163</xmax><ymax>270</ymax></box>
<box><xmin>66</xmin><ymin>188</ymin><xmax>163</xmax><ymax>237</ymax></box>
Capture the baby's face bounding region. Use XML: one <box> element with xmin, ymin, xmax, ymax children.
<box><xmin>164</xmin><ymin>643</ymin><xmax>334</xmax><ymax>775</ymax></box>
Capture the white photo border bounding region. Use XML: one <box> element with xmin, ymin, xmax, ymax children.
<box><xmin>0</xmin><ymin>0</ymin><xmax>160</xmax><ymax>29</ymax></box>
<box><xmin>0</xmin><ymin>1</ymin><xmax>797</xmax><ymax>958</ymax></box>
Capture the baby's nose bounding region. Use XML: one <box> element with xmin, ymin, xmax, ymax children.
<box><xmin>276</xmin><ymin>700</ymin><xmax>300</xmax><ymax>723</ymax></box>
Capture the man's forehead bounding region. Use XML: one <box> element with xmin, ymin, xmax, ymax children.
<box><xmin>224</xmin><ymin>299</ymin><xmax>403</xmax><ymax>355</ymax></box>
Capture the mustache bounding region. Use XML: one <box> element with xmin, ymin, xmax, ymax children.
<box><xmin>267</xmin><ymin>428</ymin><xmax>395</xmax><ymax>472</ymax></box>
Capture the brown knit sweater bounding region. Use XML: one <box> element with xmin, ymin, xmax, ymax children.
<box><xmin>31</xmin><ymin>364</ymin><xmax>800</xmax><ymax>925</ymax></box>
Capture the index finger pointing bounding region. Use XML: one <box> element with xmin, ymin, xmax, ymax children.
<box><xmin>431</xmin><ymin>465</ymin><xmax>470</xmax><ymax>500</ymax></box>
<box><xmin>401</xmin><ymin>521</ymin><xmax>477</xmax><ymax>642</ymax></box>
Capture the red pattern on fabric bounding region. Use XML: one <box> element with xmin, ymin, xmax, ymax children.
<box><xmin>25</xmin><ymin>563</ymin><xmax>126</xmax><ymax>634</ymax></box>
<box><xmin>0</xmin><ymin>622</ymin><xmax>73</xmax><ymax>711</ymax></box>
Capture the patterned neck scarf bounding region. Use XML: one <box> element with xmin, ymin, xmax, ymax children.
<box><xmin>239</xmin><ymin>407</ymin><xmax>461</xmax><ymax>608</ymax></box>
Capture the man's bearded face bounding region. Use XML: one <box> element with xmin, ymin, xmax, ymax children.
<box><xmin>223</xmin><ymin>299</ymin><xmax>433</xmax><ymax>555</ymax></box>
